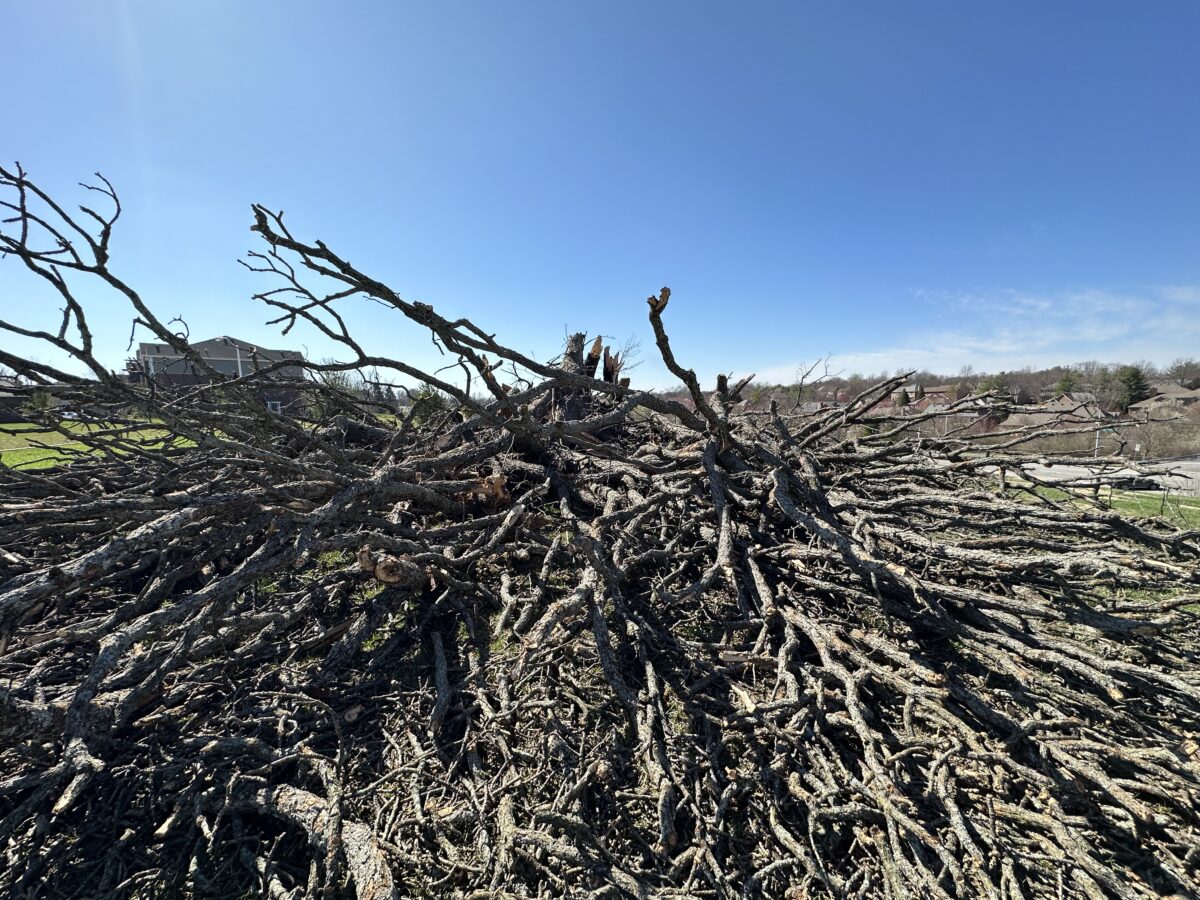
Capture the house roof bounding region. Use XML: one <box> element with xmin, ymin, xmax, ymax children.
<box><xmin>137</xmin><ymin>336</ymin><xmax>304</xmax><ymax>361</ymax></box>
<box><xmin>1058</xmin><ymin>391</ymin><xmax>1097</xmax><ymax>403</ymax></box>
<box><xmin>1130</xmin><ymin>388</ymin><xmax>1200</xmax><ymax>409</ymax></box>
<box><xmin>1015</xmin><ymin>395</ymin><xmax>1111</xmax><ymax>422</ymax></box>
<box><xmin>1047</xmin><ymin>393</ymin><xmax>1101</xmax><ymax>408</ymax></box>
<box><xmin>1149</xmin><ymin>382</ymin><xmax>1197</xmax><ymax>398</ymax></box>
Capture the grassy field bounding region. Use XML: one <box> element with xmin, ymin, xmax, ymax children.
<box><xmin>0</xmin><ymin>421</ymin><xmax>183</xmax><ymax>470</ymax></box>
<box><xmin>0</xmin><ymin>422</ymin><xmax>92</xmax><ymax>469</ymax></box>
<box><xmin>1009</xmin><ymin>480</ymin><xmax>1200</xmax><ymax>529</ymax></box>
<box><xmin>1106</xmin><ymin>490</ymin><xmax>1200</xmax><ymax>528</ymax></box>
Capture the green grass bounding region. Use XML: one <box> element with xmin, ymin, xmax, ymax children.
<box><xmin>1008</xmin><ymin>479</ymin><xmax>1200</xmax><ymax>529</ymax></box>
<box><xmin>0</xmin><ymin>421</ymin><xmax>91</xmax><ymax>447</ymax></box>
<box><xmin>0</xmin><ymin>422</ymin><xmax>94</xmax><ymax>469</ymax></box>
<box><xmin>0</xmin><ymin>421</ymin><xmax>185</xmax><ymax>470</ymax></box>
<box><xmin>1109</xmin><ymin>491</ymin><xmax>1200</xmax><ymax>528</ymax></box>
<box><xmin>0</xmin><ymin>447</ymin><xmax>71</xmax><ymax>470</ymax></box>
<box><xmin>314</xmin><ymin>549</ymin><xmax>350</xmax><ymax>571</ymax></box>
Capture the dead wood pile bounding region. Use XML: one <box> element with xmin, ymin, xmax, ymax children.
<box><xmin>2</xmin><ymin>167</ymin><xmax>1199</xmax><ymax>899</ymax></box>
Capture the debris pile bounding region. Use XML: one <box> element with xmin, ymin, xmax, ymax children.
<box><xmin>2</xmin><ymin>167</ymin><xmax>1199</xmax><ymax>898</ymax></box>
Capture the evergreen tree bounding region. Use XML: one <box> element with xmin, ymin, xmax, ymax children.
<box><xmin>1115</xmin><ymin>365</ymin><xmax>1151</xmax><ymax>411</ymax></box>
<box><xmin>1054</xmin><ymin>371</ymin><xmax>1079</xmax><ymax>396</ymax></box>
<box><xmin>24</xmin><ymin>388</ymin><xmax>57</xmax><ymax>414</ymax></box>
<box><xmin>410</xmin><ymin>386</ymin><xmax>450</xmax><ymax>426</ymax></box>
<box><xmin>974</xmin><ymin>375</ymin><xmax>1007</xmax><ymax>396</ymax></box>
<box><xmin>364</xmin><ymin>368</ymin><xmax>386</xmax><ymax>404</ymax></box>
<box><xmin>896</xmin><ymin>388</ymin><xmax>911</xmax><ymax>407</ymax></box>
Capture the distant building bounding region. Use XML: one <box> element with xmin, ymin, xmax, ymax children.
<box><xmin>0</xmin><ymin>378</ymin><xmax>73</xmax><ymax>424</ymax></box>
<box><xmin>1001</xmin><ymin>395</ymin><xmax>1113</xmax><ymax>432</ymax></box>
<box><xmin>922</xmin><ymin>384</ymin><xmax>965</xmax><ymax>404</ymax></box>
<box><xmin>1057</xmin><ymin>391</ymin><xmax>1098</xmax><ymax>405</ymax></box>
<box><xmin>1128</xmin><ymin>383</ymin><xmax>1200</xmax><ymax>416</ymax></box>
<box><xmin>0</xmin><ymin>376</ymin><xmax>26</xmax><ymax>424</ymax></box>
<box><xmin>880</xmin><ymin>382</ymin><xmax>966</xmax><ymax>411</ymax></box>
<box><xmin>125</xmin><ymin>336</ymin><xmax>306</xmax><ymax>413</ymax></box>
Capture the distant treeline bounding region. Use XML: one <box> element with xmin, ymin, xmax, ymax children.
<box><xmin>691</xmin><ymin>357</ymin><xmax>1200</xmax><ymax>413</ymax></box>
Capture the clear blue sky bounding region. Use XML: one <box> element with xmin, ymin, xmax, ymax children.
<box><xmin>2</xmin><ymin>1</ymin><xmax>1198</xmax><ymax>386</ymax></box>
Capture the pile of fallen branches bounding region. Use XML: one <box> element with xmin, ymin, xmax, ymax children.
<box><xmin>2</xmin><ymin>168</ymin><xmax>1199</xmax><ymax>899</ymax></box>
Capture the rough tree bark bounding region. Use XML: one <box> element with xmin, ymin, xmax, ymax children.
<box><xmin>1</xmin><ymin>166</ymin><xmax>1198</xmax><ymax>899</ymax></box>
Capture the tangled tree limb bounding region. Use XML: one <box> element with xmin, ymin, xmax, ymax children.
<box><xmin>2</xmin><ymin>167</ymin><xmax>1199</xmax><ymax>899</ymax></box>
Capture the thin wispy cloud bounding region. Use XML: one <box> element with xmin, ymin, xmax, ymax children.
<box><xmin>754</xmin><ymin>285</ymin><xmax>1200</xmax><ymax>383</ymax></box>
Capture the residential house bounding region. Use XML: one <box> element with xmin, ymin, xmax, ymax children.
<box><xmin>921</xmin><ymin>384</ymin><xmax>966</xmax><ymax>404</ymax></box>
<box><xmin>1000</xmin><ymin>394</ymin><xmax>1112</xmax><ymax>432</ymax></box>
<box><xmin>125</xmin><ymin>336</ymin><xmax>306</xmax><ymax>413</ymax></box>
<box><xmin>1128</xmin><ymin>382</ymin><xmax>1200</xmax><ymax>417</ymax></box>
